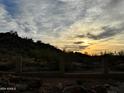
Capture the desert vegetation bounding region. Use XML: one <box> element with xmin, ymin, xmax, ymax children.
<box><xmin>0</xmin><ymin>31</ymin><xmax>124</xmax><ymax>73</ymax></box>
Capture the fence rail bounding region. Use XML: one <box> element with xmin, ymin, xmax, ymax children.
<box><xmin>0</xmin><ymin>57</ymin><xmax>124</xmax><ymax>80</ymax></box>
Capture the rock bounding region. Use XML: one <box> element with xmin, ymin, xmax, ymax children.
<box><xmin>63</xmin><ymin>86</ymin><xmax>88</xmax><ymax>93</ymax></box>
<box><xmin>95</xmin><ymin>85</ymin><xmax>107</xmax><ymax>93</ymax></box>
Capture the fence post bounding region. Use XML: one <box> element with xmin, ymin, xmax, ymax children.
<box><xmin>103</xmin><ymin>58</ymin><xmax>109</xmax><ymax>75</ymax></box>
<box><xmin>16</xmin><ymin>56</ymin><xmax>22</xmax><ymax>73</ymax></box>
<box><xmin>59</xmin><ymin>61</ymin><xmax>65</xmax><ymax>74</ymax></box>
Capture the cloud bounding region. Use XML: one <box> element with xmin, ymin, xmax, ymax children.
<box><xmin>99</xmin><ymin>25</ymin><xmax>124</xmax><ymax>38</ymax></box>
<box><xmin>73</xmin><ymin>41</ymin><xmax>84</xmax><ymax>44</ymax></box>
<box><xmin>15</xmin><ymin>0</ymin><xmax>88</xmax><ymax>35</ymax></box>
<box><xmin>63</xmin><ymin>45</ymin><xmax>88</xmax><ymax>51</ymax></box>
<box><xmin>103</xmin><ymin>0</ymin><xmax>124</xmax><ymax>22</ymax></box>
<box><xmin>0</xmin><ymin>0</ymin><xmax>124</xmax><ymax>53</ymax></box>
<box><xmin>76</xmin><ymin>34</ymin><xmax>85</xmax><ymax>38</ymax></box>
<box><xmin>76</xmin><ymin>24</ymin><xmax>124</xmax><ymax>40</ymax></box>
<box><xmin>0</xmin><ymin>4</ymin><xmax>19</xmax><ymax>32</ymax></box>
<box><xmin>0</xmin><ymin>0</ymin><xmax>20</xmax><ymax>18</ymax></box>
<box><xmin>0</xmin><ymin>0</ymin><xmax>107</xmax><ymax>37</ymax></box>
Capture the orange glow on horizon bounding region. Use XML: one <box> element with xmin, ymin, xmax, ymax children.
<box><xmin>81</xmin><ymin>43</ymin><xmax>124</xmax><ymax>55</ymax></box>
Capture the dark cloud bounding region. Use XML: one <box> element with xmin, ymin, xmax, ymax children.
<box><xmin>78</xmin><ymin>45</ymin><xmax>88</xmax><ymax>49</ymax></box>
<box><xmin>87</xmin><ymin>33</ymin><xmax>98</xmax><ymax>40</ymax></box>
<box><xmin>90</xmin><ymin>26</ymin><xmax>124</xmax><ymax>40</ymax></box>
<box><xmin>63</xmin><ymin>45</ymin><xmax>88</xmax><ymax>51</ymax></box>
<box><xmin>76</xmin><ymin>34</ymin><xmax>85</xmax><ymax>38</ymax></box>
<box><xmin>108</xmin><ymin>0</ymin><xmax>120</xmax><ymax>6</ymax></box>
<box><xmin>96</xmin><ymin>26</ymin><xmax>120</xmax><ymax>39</ymax></box>
<box><xmin>76</xmin><ymin>25</ymin><xmax>124</xmax><ymax>40</ymax></box>
<box><xmin>73</xmin><ymin>41</ymin><xmax>84</xmax><ymax>44</ymax></box>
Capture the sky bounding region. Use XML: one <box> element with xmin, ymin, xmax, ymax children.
<box><xmin>0</xmin><ymin>0</ymin><xmax>124</xmax><ymax>54</ymax></box>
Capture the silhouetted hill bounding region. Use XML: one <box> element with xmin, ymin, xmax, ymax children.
<box><xmin>0</xmin><ymin>31</ymin><xmax>90</xmax><ymax>63</ymax></box>
<box><xmin>0</xmin><ymin>31</ymin><xmax>124</xmax><ymax>72</ymax></box>
<box><xmin>0</xmin><ymin>31</ymin><xmax>63</xmax><ymax>60</ymax></box>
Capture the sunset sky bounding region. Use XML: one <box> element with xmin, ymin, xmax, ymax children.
<box><xmin>0</xmin><ymin>0</ymin><xmax>124</xmax><ymax>54</ymax></box>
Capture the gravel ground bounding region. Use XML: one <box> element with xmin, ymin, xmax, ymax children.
<box><xmin>0</xmin><ymin>75</ymin><xmax>124</xmax><ymax>93</ymax></box>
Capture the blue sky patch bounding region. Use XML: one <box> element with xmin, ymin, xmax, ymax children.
<box><xmin>0</xmin><ymin>0</ymin><xmax>19</xmax><ymax>18</ymax></box>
